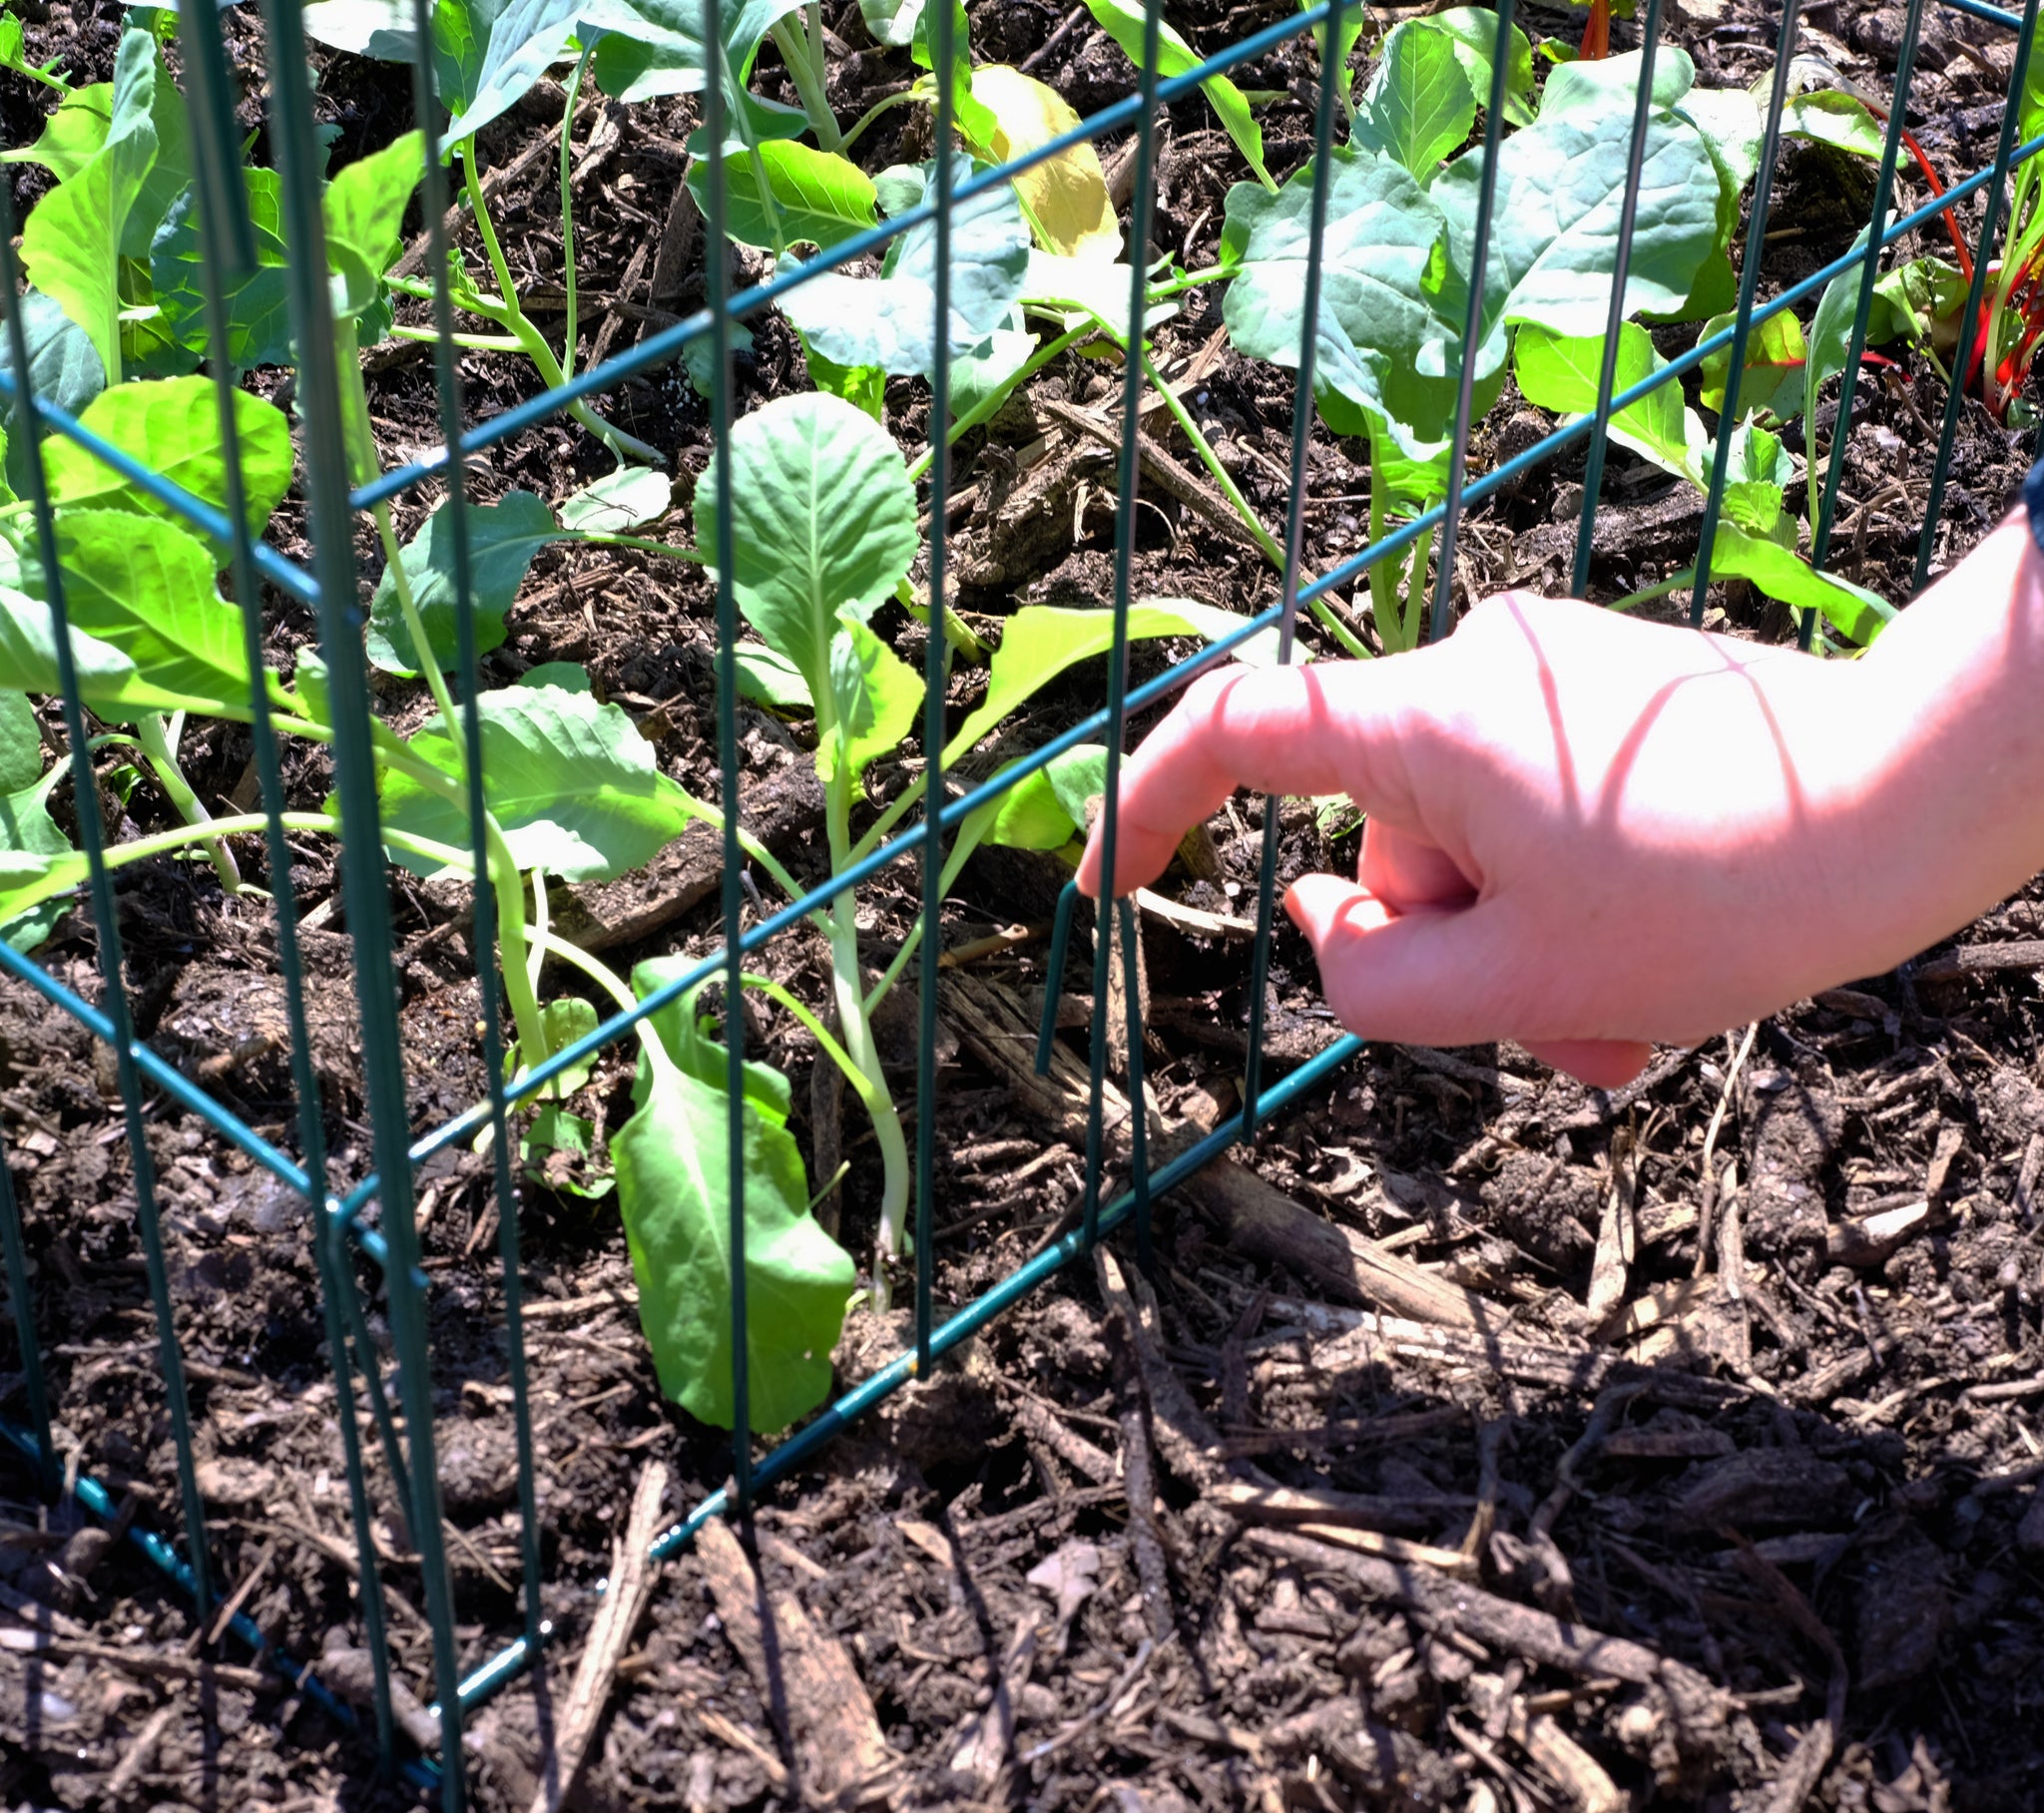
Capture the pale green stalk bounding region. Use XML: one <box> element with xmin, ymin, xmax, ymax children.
<box><xmin>134</xmin><ymin>712</ymin><xmax>241</xmax><ymax>891</ymax></box>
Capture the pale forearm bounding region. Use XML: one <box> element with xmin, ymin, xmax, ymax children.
<box><xmin>1847</xmin><ymin>509</ymin><xmax>2044</xmax><ymax>969</ymax></box>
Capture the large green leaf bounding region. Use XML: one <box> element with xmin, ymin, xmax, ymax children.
<box><xmin>1512</xmin><ymin>320</ymin><xmax>1700</xmax><ymax>481</ymax></box>
<box><xmin>584</xmin><ymin>0</ymin><xmax>804</xmax><ymax>105</ymax></box>
<box><xmin>42</xmin><ymin>377</ymin><xmax>293</xmax><ymax>544</ymax></box>
<box><xmin>379</xmin><ymin>681</ymin><xmax>706</xmax><ymax>880</ymax></box>
<box><xmin>1781</xmin><ymin>90</ymin><xmax>1885</xmax><ymax>160</ymax></box>
<box><xmin>0</xmin><ymin>81</ymin><xmax>115</xmax><ymax>182</ymax></box>
<box><xmin>1355</xmin><ymin>18</ymin><xmax>1475</xmax><ymax>180</ymax></box>
<box><xmin>824</xmin><ymin>612</ymin><xmax>922</xmax><ymax>785</ymax></box>
<box><xmin>1433</xmin><ymin>100</ymin><xmax>1721</xmax><ymax>342</ymax></box>
<box><xmin>1537</xmin><ymin>45</ymin><xmax>1695</xmax><ymax>123</ymax></box>
<box><xmin>440</xmin><ymin>0</ymin><xmax>583</xmax><ymax>140</ymax></box>
<box><xmin>150</xmin><ymin>169</ymin><xmax>295</xmax><ymax>369</ymax></box>
<box><xmin>1222</xmin><ymin>148</ymin><xmax>1477</xmax><ymax>457</ymax></box>
<box><xmin>19</xmin><ymin>29</ymin><xmax>160</xmax><ymax>383</ymax></box>
<box><xmin>776</xmin><ymin>156</ymin><xmax>1029</xmax><ymax>378</ymax></box>
<box><xmin>692</xmin><ymin>392</ymin><xmax>917</xmax><ymax>712</ymax></box>
<box><xmin>614</xmin><ymin>1055</ymin><xmax>851</xmax><ymax>1433</ymax></box>
<box><xmin>629</xmin><ymin>955</ymin><xmax>794</xmax><ymax>1119</ymax></box>
<box><xmin>688</xmin><ymin>140</ymin><xmax>878</xmax><ymax>253</ymax></box>
<box><xmin>859</xmin><ymin>0</ymin><xmax>921</xmax><ymax>47</ymax></box>
<box><xmin>1423</xmin><ymin>7</ymin><xmax>1535</xmax><ymax>129</ymax></box>
<box><xmin>1805</xmin><ymin>239</ymin><xmax>1959</xmax><ymax>426</ymax></box>
<box><xmin>324</xmin><ymin>131</ymin><xmax>424</xmax><ymax>322</ymax></box>
<box><xmin>0</xmin><ymin>292</ymin><xmax>105</xmax><ymax>503</ymax></box>
<box><xmin>0</xmin><ymin>585</ymin><xmax>194</xmax><ymax>716</ymax></box>
<box><xmin>367</xmin><ymin>491</ymin><xmax>565</xmax><ymax>675</ymax></box>
<box><xmin>1708</xmin><ymin>524</ymin><xmax>1892</xmax><ymax>647</ymax></box>
<box><xmin>1080</xmin><ymin>0</ymin><xmax>1270</xmax><ymax>187</ymax></box>
<box><xmin>0</xmin><ymin>691</ymin><xmax>71</xmax><ymax>954</ymax></box>
<box><xmin>47</xmin><ymin>513</ymin><xmax>253</xmax><ymax>716</ymax></box>
<box><xmin>949</xmin><ymin>599</ymin><xmax>1278</xmax><ymax>755</ymax></box>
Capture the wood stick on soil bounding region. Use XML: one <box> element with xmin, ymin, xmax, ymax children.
<box><xmin>695</xmin><ymin>1517</ymin><xmax>893</xmax><ymax>1803</ymax></box>
<box><xmin>1247</xmin><ymin>1528</ymin><xmax>1736</xmax><ymax>1784</ymax></box>
<box><xmin>528</xmin><ymin>1459</ymin><xmax>670</xmax><ymax>1813</ymax></box>
<box><xmin>947</xmin><ymin>972</ymin><xmax>1493</xmax><ymax>1330</ymax></box>
<box><xmin>1910</xmin><ymin>938</ymin><xmax>2044</xmax><ymax>982</ymax></box>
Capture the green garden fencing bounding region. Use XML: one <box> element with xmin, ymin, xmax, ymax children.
<box><xmin>0</xmin><ymin>0</ymin><xmax>2036</xmax><ymax>1800</ymax></box>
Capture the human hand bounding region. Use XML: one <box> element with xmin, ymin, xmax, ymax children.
<box><xmin>1077</xmin><ymin>589</ymin><xmax>1910</xmax><ymax>1089</ymax></box>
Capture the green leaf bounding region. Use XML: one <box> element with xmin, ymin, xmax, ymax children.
<box><xmin>949</xmin><ymin>599</ymin><xmax>1278</xmax><ymax>755</ymax></box>
<box><xmin>42</xmin><ymin>376</ymin><xmax>292</xmax><ymax>545</ymax></box>
<box><xmin>966</xmin><ymin>65</ymin><xmax>1120</xmax><ymax>260</ymax></box>
<box><xmin>379</xmin><ymin>681</ymin><xmax>705</xmax><ymax>881</ymax></box>
<box><xmin>521</xmin><ymin>1104</ymin><xmax>614</xmax><ymax>1198</ymax></box>
<box><xmin>1708</xmin><ymin>523</ymin><xmax>1892</xmax><ymax>646</ymax></box>
<box><xmin>982</xmin><ymin>743</ymin><xmax>1108</xmax><ymax>850</ymax></box>
<box><xmin>1698</xmin><ymin>307</ymin><xmax>1806</xmax><ymax>422</ymax></box>
<box><xmin>692</xmin><ymin>392</ymin><xmax>917</xmax><ymax>711</ymax></box>
<box><xmin>688</xmin><ymin>140</ymin><xmax>878</xmax><ymax>253</ymax></box>
<box><xmin>324</xmin><ymin>131</ymin><xmax>424</xmax><ymax>322</ymax></box>
<box><xmin>0</xmin><ymin>292</ymin><xmax>105</xmax><ymax>502</ymax></box>
<box><xmin>629</xmin><ymin>955</ymin><xmax>794</xmax><ymax>1119</ymax></box>
<box><xmin>514</xmin><ymin>996</ymin><xmax>601</xmax><ymax>1094</ymax></box>
<box><xmin>441</xmin><ymin>0</ymin><xmax>584</xmax><ymax>142</ymax></box>
<box><xmin>0</xmin><ymin>686</ymin><xmax>67</xmax><ymax>951</ymax></box>
<box><xmin>1355</xmin><ymin>18</ymin><xmax>1475</xmax><ymax>179</ymax></box>
<box><xmin>1781</xmin><ymin>90</ymin><xmax>1885</xmax><ymax>160</ymax></box>
<box><xmin>1306</xmin><ymin>0</ymin><xmax>1367</xmax><ymax>115</ymax></box>
<box><xmin>559</xmin><ymin>466</ymin><xmax>673</xmax><ymax>532</ymax></box>
<box><xmin>911</xmin><ymin>0</ymin><xmax>997</xmax><ymax>146</ymax></box>
<box><xmin>39</xmin><ymin>512</ymin><xmax>254</xmax><ymax>717</ymax></box>
<box><xmin>822</xmin><ymin>612</ymin><xmax>922</xmax><ymax>785</ymax></box>
<box><xmin>1536</xmin><ymin>45</ymin><xmax>1695</xmax><ymax>123</ymax></box>
<box><xmin>19</xmin><ymin>30</ymin><xmax>160</xmax><ymax>383</ymax></box>
<box><xmin>1674</xmin><ymin>86</ymin><xmax>1763</xmax><ymax>200</ymax></box>
<box><xmin>1222</xmin><ymin>148</ymin><xmax>1478</xmax><ymax>458</ymax></box>
<box><xmin>0</xmin><ymin>81</ymin><xmax>114</xmax><ymax>182</ymax></box>
<box><xmin>519</xmin><ymin>661</ymin><xmax>593</xmax><ymax>692</ymax></box>
<box><xmin>150</xmin><ymin>169</ymin><xmax>295</xmax><ymax>369</ymax></box>
<box><xmin>614</xmin><ymin>1053</ymin><xmax>851</xmax><ymax>1433</ymax></box>
<box><xmin>946</xmin><ymin>306</ymin><xmax>1035</xmax><ymax>422</ymax></box>
<box><xmin>681</xmin><ymin>317</ymin><xmax>756</xmax><ymax>399</ymax></box>
<box><xmin>776</xmin><ymin>156</ymin><xmax>1029</xmax><ymax>378</ymax></box>
<box><xmin>1423</xmin><ymin>6</ymin><xmax>1535</xmax><ymax>129</ymax></box>
<box><xmin>1512</xmin><ymin>321</ymin><xmax>1702</xmax><ymax>481</ymax></box>
<box><xmin>801</xmin><ymin>337</ymin><xmax>887</xmax><ymax>421</ymax></box>
<box><xmin>858</xmin><ymin>0</ymin><xmax>921</xmax><ymax>47</ymax></box>
<box><xmin>584</xmin><ymin>0</ymin><xmax>804</xmax><ymax>106</ymax></box>
<box><xmin>367</xmin><ymin>490</ymin><xmax>565</xmax><ymax>675</ymax></box>
<box><xmin>1019</xmin><ymin>248</ymin><xmax>1174</xmax><ymax>340</ymax></box>
<box><xmin>1434</xmin><ymin>97</ymin><xmax>1721</xmax><ymax>341</ymax></box>
<box><xmin>1079</xmin><ymin>0</ymin><xmax>1270</xmax><ymax>186</ymax></box>
<box><xmin>734</xmin><ymin>643</ymin><xmax>812</xmax><ymax>709</ymax></box>
<box><xmin>300</xmin><ymin>0</ymin><xmax>421</xmax><ymax>58</ymax></box>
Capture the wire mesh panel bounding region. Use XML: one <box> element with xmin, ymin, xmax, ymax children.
<box><xmin>0</xmin><ymin>0</ymin><xmax>2037</xmax><ymax>1798</ymax></box>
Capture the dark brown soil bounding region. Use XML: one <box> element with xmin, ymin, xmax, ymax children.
<box><xmin>1</xmin><ymin>1</ymin><xmax>2042</xmax><ymax>1810</ymax></box>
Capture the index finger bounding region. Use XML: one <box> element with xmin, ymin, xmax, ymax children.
<box><xmin>1077</xmin><ymin>660</ymin><xmax>1412</xmax><ymax>898</ymax></box>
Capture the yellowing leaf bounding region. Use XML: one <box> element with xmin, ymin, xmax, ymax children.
<box><xmin>969</xmin><ymin>65</ymin><xmax>1119</xmax><ymax>261</ymax></box>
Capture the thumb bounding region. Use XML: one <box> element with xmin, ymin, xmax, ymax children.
<box><xmin>1283</xmin><ymin>876</ymin><xmax>1654</xmax><ymax>1088</ymax></box>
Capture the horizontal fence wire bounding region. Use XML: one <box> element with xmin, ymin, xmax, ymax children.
<box><xmin>0</xmin><ymin>0</ymin><xmax>2037</xmax><ymax>1795</ymax></box>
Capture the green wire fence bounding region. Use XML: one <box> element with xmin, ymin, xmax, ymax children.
<box><xmin>0</xmin><ymin>0</ymin><xmax>2036</xmax><ymax>1801</ymax></box>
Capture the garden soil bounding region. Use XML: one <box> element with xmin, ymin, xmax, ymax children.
<box><xmin>2</xmin><ymin>0</ymin><xmax>2043</xmax><ymax>1808</ymax></box>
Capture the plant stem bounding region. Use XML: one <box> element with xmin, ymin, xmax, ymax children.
<box><xmin>904</xmin><ymin>322</ymin><xmax>1092</xmax><ymax>483</ymax></box>
<box><xmin>1400</xmin><ymin>526</ymin><xmax>1435</xmax><ymax>653</ymax></box>
<box><xmin>839</xmin><ymin>88</ymin><xmax>919</xmax><ymax>155</ymax></box>
<box><xmin>458</xmin><ymin>140</ymin><xmax>663</xmax><ymax>464</ymax></box>
<box><xmin>133</xmin><ymin>713</ymin><xmax>242</xmax><ymax>891</ymax></box>
<box><xmin>770</xmin><ymin>11</ymin><xmax>842</xmax><ymax>152</ymax></box>
<box><xmin>390</xmin><ymin>326</ymin><xmax>526</xmax><ymax>351</ymax></box>
<box><xmin>1138</xmin><ymin>344</ymin><xmax>1370</xmax><ymax>660</ymax></box>
<box><xmin>862</xmin><ymin>809</ymin><xmax>987</xmax><ymax>1015</ymax></box>
<box><xmin>1606</xmin><ymin>568</ymin><xmax>1694</xmax><ymax>614</ymax></box>
<box><xmin>559</xmin><ymin>46</ymin><xmax>594</xmax><ymax>384</ymax></box>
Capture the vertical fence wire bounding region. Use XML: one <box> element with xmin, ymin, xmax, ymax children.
<box><xmin>1915</xmin><ymin>0</ymin><xmax>2044</xmax><ymax>589</ymax></box>
<box><xmin>0</xmin><ymin>1133</ymin><xmax>51</xmax><ymax>1498</ymax></box>
<box><xmin>1427</xmin><ymin>0</ymin><xmax>1516</xmax><ymax>646</ymax></box>
<box><xmin>255</xmin><ymin>0</ymin><xmax>468</xmax><ymax>1796</ymax></box>
<box><xmin>403</xmin><ymin>0</ymin><xmax>547</xmax><ymax>1647</ymax></box>
<box><xmin>1079</xmin><ymin>0</ymin><xmax>1168</xmax><ymax>1248</ymax></box>
<box><xmin>916</xmin><ymin>0</ymin><xmax>958</xmax><ymax>1368</ymax></box>
<box><xmin>175</xmin><ymin>3</ymin><xmax>403</xmax><ymax>1749</ymax></box>
<box><xmin>1573</xmin><ymin>0</ymin><xmax>1665</xmax><ymax>600</ymax></box>
<box><xmin>0</xmin><ymin>182</ymin><xmax>216</xmax><ymax>1627</ymax></box>
<box><xmin>702</xmin><ymin>0</ymin><xmax>753</xmax><ymax>1514</ymax></box>
<box><xmin>1805</xmin><ymin>0</ymin><xmax>1924</xmax><ymax>646</ymax></box>
<box><xmin>1241</xmin><ymin>0</ymin><xmax>1346</xmax><ymax>1139</ymax></box>
<box><xmin>1691</xmin><ymin>0</ymin><xmax>1804</xmax><ymax>626</ymax></box>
